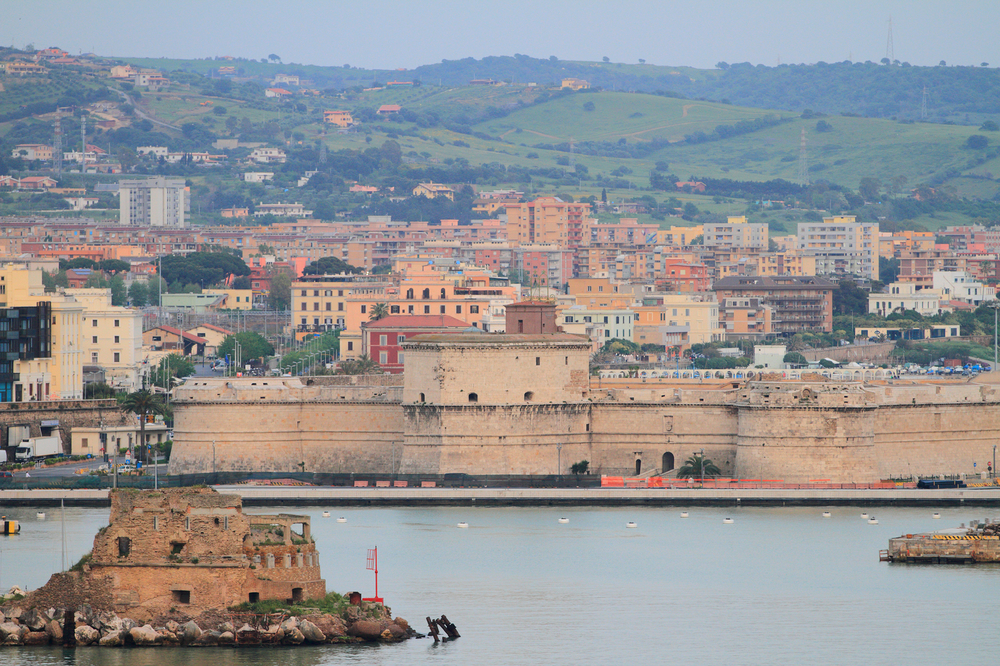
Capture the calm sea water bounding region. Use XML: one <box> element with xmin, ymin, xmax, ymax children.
<box><xmin>0</xmin><ymin>503</ymin><xmax>996</xmax><ymax>665</ymax></box>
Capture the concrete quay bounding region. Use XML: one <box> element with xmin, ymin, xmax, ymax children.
<box><xmin>3</xmin><ymin>486</ymin><xmax>1000</xmax><ymax>507</ymax></box>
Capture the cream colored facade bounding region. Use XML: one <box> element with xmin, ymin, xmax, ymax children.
<box><xmin>65</xmin><ymin>288</ymin><xmax>144</xmax><ymax>391</ymax></box>
<box><xmin>0</xmin><ymin>265</ymin><xmax>83</xmax><ymax>400</ymax></box>
<box><xmin>797</xmin><ymin>215</ymin><xmax>878</xmax><ymax>280</ymax></box>
<box><xmin>868</xmin><ymin>282</ymin><xmax>943</xmax><ymax>317</ymax></box>
<box><xmin>703</xmin><ymin>216</ymin><xmax>768</xmax><ymax>249</ymax></box>
<box><xmin>658</xmin><ymin>294</ymin><xmax>724</xmax><ymax>344</ymax></box>
<box><xmin>71</xmin><ymin>423</ymin><xmax>170</xmax><ymax>457</ymax></box>
<box><xmin>204</xmin><ymin>288</ymin><xmax>254</xmax><ymax>310</ymax></box>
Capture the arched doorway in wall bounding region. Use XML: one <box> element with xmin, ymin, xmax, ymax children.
<box><xmin>635</xmin><ymin>458</ymin><xmax>642</xmax><ymax>475</ymax></box>
<box><xmin>662</xmin><ymin>452</ymin><xmax>675</xmax><ymax>473</ymax></box>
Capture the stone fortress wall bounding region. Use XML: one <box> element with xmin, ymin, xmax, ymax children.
<box><xmin>170</xmin><ymin>336</ymin><xmax>1000</xmax><ymax>483</ymax></box>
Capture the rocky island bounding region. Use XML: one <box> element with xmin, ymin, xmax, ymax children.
<box><xmin>0</xmin><ymin>488</ymin><xmax>414</xmax><ymax>647</ymax></box>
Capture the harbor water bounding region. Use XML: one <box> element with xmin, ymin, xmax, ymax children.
<box><xmin>0</xmin><ymin>504</ymin><xmax>996</xmax><ymax>664</ymax></box>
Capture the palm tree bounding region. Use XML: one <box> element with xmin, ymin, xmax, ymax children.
<box><xmin>676</xmin><ymin>454</ymin><xmax>722</xmax><ymax>480</ymax></box>
<box><xmin>369</xmin><ymin>302</ymin><xmax>390</xmax><ymax>321</ymax></box>
<box><xmin>336</xmin><ymin>354</ymin><xmax>384</xmax><ymax>375</ymax></box>
<box><xmin>121</xmin><ymin>389</ymin><xmax>165</xmax><ymax>465</ymax></box>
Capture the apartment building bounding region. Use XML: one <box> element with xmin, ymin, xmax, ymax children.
<box><xmin>713</xmin><ymin>275</ymin><xmax>838</xmax><ymax>333</ymax></box>
<box><xmin>118</xmin><ymin>177</ymin><xmax>188</xmax><ymax>228</ymax></box>
<box><xmin>66</xmin><ymin>288</ymin><xmax>143</xmax><ymax>391</ymax></box>
<box><xmin>796</xmin><ymin>215</ymin><xmax>878</xmax><ymax>280</ymax></box>
<box><xmin>0</xmin><ymin>265</ymin><xmax>83</xmax><ymax>401</ymax></box>
<box><xmin>505</xmin><ymin>197</ymin><xmax>591</xmax><ymax>249</ymax></box>
<box><xmin>868</xmin><ymin>282</ymin><xmax>943</xmax><ymax>317</ymax></box>
<box><xmin>718</xmin><ymin>297</ymin><xmax>773</xmax><ymax>338</ymax></box>
<box><xmin>702</xmin><ymin>216</ymin><xmax>768</xmax><ymax>250</ymax></box>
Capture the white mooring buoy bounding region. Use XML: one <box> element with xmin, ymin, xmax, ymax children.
<box><xmin>822</xmin><ymin>511</ymin><xmax>832</xmax><ymax>518</ymax></box>
<box><xmin>336</xmin><ymin>517</ymin><xmax>347</xmax><ymax>523</ymax></box>
<box><xmin>723</xmin><ymin>518</ymin><xmax>735</xmax><ymax>524</ymax></box>
<box><xmin>626</xmin><ymin>521</ymin><xmax>638</xmax><ymax>529</ymax></box>
<box><xmin>457</xmin><ymin>522</ymin><xmax>469</xmax><ymax>529</ymax></box>
<box><xmin>322</xmin><ymin>511</ymin><xmax>330</xmax><ymax>518</ymax></box>
<box><xmin>680</xmin><ymin>512</ymin><xmax>689</xmax><ymax>518</ymax></box>
<box><xmin>558</xmin><ymin>517</ymin><xmax>569</xmax><ymax>524</ymax></box>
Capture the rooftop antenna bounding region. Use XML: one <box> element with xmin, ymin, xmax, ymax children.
<box><xmin>53</xmin><ymin>114</ymin><xmax>63</xmax><ymax>176</ymax></box>
<box><xmin>921</xmin><ymin>86</ymin><xmax>928</xmax><ymax>120</ymax></box>
<box><xmin>885</xmin><ymin>17</ymin><xmax>894</xmax><ymax>63</ymax></box>
<box><xmin>797</xmin><ymin>128</ymin><xmax>809</xmax><ymax>186</ymax></box>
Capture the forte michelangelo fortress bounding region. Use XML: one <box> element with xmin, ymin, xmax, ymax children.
<box><xmin>169</xmin><ymin>331</ymin><xmax>1000</xmax><ymax>484</ymax></box>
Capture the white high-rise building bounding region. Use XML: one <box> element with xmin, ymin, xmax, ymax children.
<box><xmin>118</xmin><ymin>177</ymin><xmax>188</xmax><ymax>227</ymax></box>
<box><xmin>796</xmin><ymin>215</ymin><xmax>878</xmax><ymax>280</ymax></box>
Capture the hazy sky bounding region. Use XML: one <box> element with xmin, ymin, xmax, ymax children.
<box><xmin>8</xmin><ymin>0</ymin><xmax>1000</xmax><ymax>70</ymax></box>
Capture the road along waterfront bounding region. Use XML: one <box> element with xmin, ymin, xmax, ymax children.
<box><xmin>0</xmin><ymin>504</ymin><xmax>997</xmax><ymax>664</ymax></box>
<box><xmin>2</xmin><ymin>485</ymin><xmax>1000</xmax><ymax>507</ymax></box>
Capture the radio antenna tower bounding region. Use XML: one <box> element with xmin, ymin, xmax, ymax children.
<box><xmin>53</xmin><ymin>115</ymin><xmax>63</xmax><ymax>176</ymax></box>
<box><xmin>797</xmin><ymin>128</ymin><xmax>809</xmax><ymax>186</ymax></box>
<box><xmin>80</xmin><ymin>114</ymin><xmax>86</xmax><ymax>169</ymax></box>
<box><xmin>569</xmin><ymin>136</ymin><xmax>575</xmax><ymax>168</ymax></box>
<box><xmin>921</xmin><ymin>86</ymin><xmax>928</xmax><ymax>120</ymax></box>
<box><xmin>885</xmin><ymin>17</ymin><xmax>894</xmax><ymax>63</ymax></box>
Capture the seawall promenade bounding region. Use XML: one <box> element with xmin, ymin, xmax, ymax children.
<box><xmin>2</xmin><ymin>486</ymin><xmax>1000</xmax><ymax>507</ymax></box>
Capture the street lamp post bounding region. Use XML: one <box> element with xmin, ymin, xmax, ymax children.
<box><xmin>557</xmin><ymin>443</ymin><xmax>562</xmax><ymax>475</ymax></box>
<box><xmin>700</xmin><ymin>448</ymin><xmax>706</xmax><ymax>486</ymax></box>
<box><xmin>990</xmin><ymin>302</ymin><xmax>1000</xmax><ymax>371</ymax></box>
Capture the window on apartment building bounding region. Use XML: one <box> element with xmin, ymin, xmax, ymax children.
<box><xmin>92</xmin><ymin>336</ymin><xmax>98</xmax><ymax>344</ymax></box>
<box><xmin>587</xmin><ymin>286</ymin><xmax>592</xmax><ymax>292</ymax></box>
<box><xmin>424</xmin><ymin>305</ymin><xmax>431</xmax><ymax>314</ymax></box>
<box><xmin>325</xmin><ymin>303</ymin><xmax>331</xmax><ymax>311</ymax></box>
<box><xmin>380</xmin><ymin>335</ymin><xmax>388</xmax><ymax>346</ymax></box>
<box><xmin>337</xmin><ymin>302</ymin><xmax>344</xmax><ymax>311</ymax></box>
<box><xmin>408</xmin><ymin>305</ymin><xmax>414</xmax><ymax>314</ymax></box>
<box><xmin>685</xmin><ymin>309</ymin><xmax>690</xmax><ymax>316</ymax></box>
<box><xmin>325</xmin><ymin>290</ymin><xmax>332</xmax><ymax>297</ymax></box>
<box><xmin>439</xmin><ymin>305</ymin><xmax>446</xmax><ymax>314</ymax></box>
<box><xmin>114</xmin><ymin>319</ymin><xmax>120</xmax><ymax>327</ymax></box>
<box><xmin>313</xmin><ymin>303</ymin><xmax>319</xmax><ymax>311</ymax></box>
<box><xmin>361</xmin><ymin>305</ymin><xmax>367</xmax><ymax>314</ymax></box>
<box><xmin>379</xmin><ymin>351</ymin><xmax>388</xmax><ymax>364</ymax></box>
<box><xmin>391</xmin><ymin>305</ymin><xmax>400</xmax><ymax>314</ymax></box>
<box><xmin>398</xmin><ymin>335</ymin><xmax>405</xmax><ymax>343</ymax></box>
<box><xmin>313</xmin><ymin>290</ymin><xmax>319</xmax><ymax>297</ymax></box>
<box><xmin>603</xmin><ymin>316</ymin><xmax>609</xmax><ymax>323</ymax></box>
<box><xmin>314</xmin><ymin>318</ymin><xmax>319</xmax><ymax>326</ymax></box>
<box><xmin>300</xmin><ymin>317</ymin><xmax>306</xmax><ymax>325</ymax></box>
<box><xmin>440</xmin><ymin>288</ymin><xmax>446</xmax><ymax>299</ymax></box>
<box><xmin>406</xmin><ymin>289</ymin><xmax>414</xmax><ymax>299</ymax></box>
<box><xmin>347</xmin><ymin>341</ymin><xmax>353</xmax><ymax>351</ymax></box>
<box><xmin>338</xmin><ymin>290</ymin><xmax>344</xmax><ymax>297</ymax></box>
<box><xmin>92</xmin><ymin>319</ymin><xmax>98</xmax><ymax>327</ymax></box>
<box><xmin>470</xmin><ymin>305</ymin><xmax>479</xmax><ymax>314</ymax></box>
<box><xmin>113</xmin><ymin>352</ymin><xmax>120</xmax><ymax>363</ymax></box>
<box><xmin>114</xmin><ymin>335</ymin><xmax>120</xmax><ymax>343</ymax></box>
<box><xmin>301</xmin><ymin>303</ymin><xmax>307</xmax><ymax>310</ymax></box>
<box><xmin>422</xmin><ymin>289</ymin><xmax>430</xmax><ymax>300</ymax></box>
<box><xmin>456</xmin><ymin>305</ymin><xmax>462</xmax><ymax>314</ymax></box>
<box><xmin>301</xmin><ymin>290</ymin><xmax>307</xmax><ymax>297</ymax></box>
<box><xmin>398</xmin><ymin>352</ymin><xmax>405</xmax><ymax>365</ymax></box>
<box><xmin>91</xmin><ymin>352</ymin><xmax>98</xmax><ymax>363</ymax></box>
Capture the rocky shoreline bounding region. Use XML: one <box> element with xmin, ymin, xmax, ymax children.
<box><xmin>0</xmin><ymin>599</ymin><xmax>416</xmax><ymax>647</ymax></box>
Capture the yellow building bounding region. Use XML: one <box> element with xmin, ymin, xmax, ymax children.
<box><xmin>204</xmin><ymin>288</ymin><xmax>255</xmax><ymax>310</ymax></box>
<box><xmin>323</xmin><ymin>110</ymin><xmax>354</xmax><ymax>127</ymax></box>
<box><xmin>413</xmin><ymin>183</ymin><xmax>455</xmax><ymax>200</ymax></box>
<box><xmin>656</xmin><ymin>226</ymin><xmax>704</xmax><ymax>246</ymax></box>
<box><xmin>657</xmin><ymin>294</ymin><xmax>724</xmax><ymax>344</ymax></box>
<box><xmin>0</xmin><ymin>265</ymin><xmax>83</xmax><ymax>401</ymax></box>
<box><xmin>66</xmin><ymin>288</ymin><xmax>144</xmax><ymax>391</ymax></box>
<box><xmin>561</xmin><ymin>78</ymin><xmax>590</xmax><ymax>90</ymax></box>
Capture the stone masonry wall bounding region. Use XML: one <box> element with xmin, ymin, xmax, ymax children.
<box><xmin>0</xmin><ymin>399</ymin><xmax>127</xmax><ymax>454</ymax></box>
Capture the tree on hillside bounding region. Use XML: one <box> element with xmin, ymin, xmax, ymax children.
<box><xmin>268</xmin><ymin>54</ymin><xmax>281</xmax><ymax>63</ymax></box>
<box><xmin>98</xmin><ymin>259</ymin><xmax>130</xmax><ymax>273</ymax></box>
<box><xmin>834</xmin><ymin>279</ymin><xmax>869</xmax><ymax>315</ymax></box>
<box><xmin>880</xmin><ymin>257</ymin><xmax>900</xmax><ymax>284</ymax></box>
<box><xmin>121</xmin><ymin>389</ymin><xmax>165</xmax><ymax>465</ymax></box>
<box><xmin>217</xmin><ymin>332</ymin><xmax>274</xmax><ymax>365</ymax></box>
<box><xmin>231</xmin><ymin>276</ymin><xmax>252</xmax><ymax>290</ymax></box>
<box><xmin>369</xmin><ymin>303</ymin><xmax>390</xmax><ymax>321</ymax></box>
<box><xmin>966</xmin><ymin>135</ymin><xmax>989</xmax><ymax>150</ymax></box>
<box><xmin>858</xmin><ymin>177</ymin><xmax>881</xmax><ymax>202</ymax></box>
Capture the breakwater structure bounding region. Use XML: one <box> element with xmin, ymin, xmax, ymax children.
<box><xmin>883</xmin><ymin>519</ymin><xmax>1000</xmax><ymax>563</ymax></box>
<box><xmin>169</xmin><ymin>333</ymin><xmax>1000</xmax><ymax>484</ymax></box>
<box><xmin>0</xmin><ymin>488</ymin><xmax>416</xmax><ymax>647</ymax></box>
